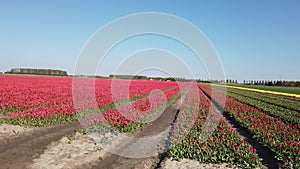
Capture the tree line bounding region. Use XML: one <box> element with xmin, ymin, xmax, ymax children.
<box><xmin>242</xmin><ymin>80</ymin><xmax>300</xmax><ymax>87</ymax></box>
<box><xmin>6</xmin><ymin>68</ymin><xmax>68</xmax><ymax>76</ymax></box>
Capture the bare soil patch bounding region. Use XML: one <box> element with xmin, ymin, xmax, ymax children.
<box><xmin>0</xmin><ymin>122</ymin><xmax>78</xmax><ymax>169</ymax></box>
<box><xmin>0</xmin><ymin>124</ymin><xmax>33</xmax><ymax>140</ymax></box>
<box><xmin>90</xmin><ymin>98</ymin><xmax>181</xmax><ymax>169</ymax></box>
<box><xmin>28</xmin><ymin>132</ymin><xmax>106</xmax><ymax>169</ymax></box>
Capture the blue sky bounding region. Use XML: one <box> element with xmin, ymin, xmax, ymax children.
<box><xmin>0</xmin><ymin>0</ymin><xmax>299</xmax><ymax>81</ymax></box>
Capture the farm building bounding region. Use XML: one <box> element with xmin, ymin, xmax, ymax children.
<box><xmin>109</xmin><ymin>74</ymin><xmax>147</xmax><ymax>80</ymax></box>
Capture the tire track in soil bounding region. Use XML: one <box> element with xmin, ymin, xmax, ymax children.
<box><xmin>198</xmin><ymin>86</ymin><xmax>282</xmax><ymax>169</ymax></box>
<box><xmin>89</xmin><ymin>97</ymin><xmax>181</xmax><ymax>169</ymax></box>
<box><xmin>0</xmin><ymin>122</ymin><xmax>79</xmax><ymax>169</ymax></box>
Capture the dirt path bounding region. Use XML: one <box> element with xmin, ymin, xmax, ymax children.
<box><xmin>90</xmin><ymin>98</ymin><xmax>181</xmax><ymax>169</ymax></box>
<box><xmin>0</xmin><ymin>122</ymin><xmax>79</xmax><ymax>169</ymax></box>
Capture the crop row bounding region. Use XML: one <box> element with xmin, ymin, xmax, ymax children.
<box><xmin>199</xmin><ymin>84</ymin><xmax>300</xmax><ymax>168</ymax></box>
<box><xmin>168</xmin><ymin>83</ymin><xmax>261</xmax><ymax>168</ymax></box>
<box><xmin>80</xmin><ymin>85</ymin><xmax>186</xmax><ymax>133</ymax></box>
<box><xmin>231</xmin><ymin>88</ymin><xmax>300</xmax><ymax>112</ymax></box>
<box><xmin>214</xmin><ymin>84</ymin><xmax>300</xmax><ymax>98</ymax></box>
<box><xmin>210</xmin><ymin>85</ymin><xmax>300</xmax><ymax>126</ymax></box>
<box><xmin>226</xmin><ymin>91</ymin><xmax>300</xmax><ymax>126</ymax></box>
<box><xmin>221</xmin><ymin>86</ymin><xmax>300</xmax><ymax>112</ymax></box>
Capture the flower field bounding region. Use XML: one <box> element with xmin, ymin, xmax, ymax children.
<box><xmin>199</xmin><ymin>84</ymin><xmax>300</xmax><ymax>168</ymax></box>
<box><xmin>0</xmin><ymin>75</ymin><xmax>182</xmax><ymax>126</ymax></box>
<box><xmin>211</xmin><ymin>85</ymin><xmax>300</xmax><ymax>126</ymax></box>
<box><xmin>2</xmin><ymin>75</ymin><xmax>300</xmax><ymax>168</ymax></box>
<box><xmin>211</xmin><ymin>84</ymin><xmax>300</xmax><ymax>98</ymax></box>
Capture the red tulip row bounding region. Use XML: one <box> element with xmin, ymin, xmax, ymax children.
<box><xmin>168</xmin><ymin>83</ymin><xmax>261</xmax><ymax>168</ymax></box>
<box><xmin>80</xmin><ymin>84</ymin><xmax>187</xmax><ymax>133</ymax></box>
<box><xmin>199</xmin><ymin>84</ymin><xmax>300</xmax><ymax>168</ymax></box>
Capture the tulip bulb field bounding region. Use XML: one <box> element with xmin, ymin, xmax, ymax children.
<box><xmin>0</xmin><ymin>75</ymin><xmax>299</xmax><ymax>168</ymax></box>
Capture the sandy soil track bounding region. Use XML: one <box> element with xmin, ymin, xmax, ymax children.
<box><xmin>89</xmin><ymin>98</ymin><xmax>181</xmax><ymax>169</ymax></box>
<box><xmin>0</xmin><ymin>122</ymin><xmax>78</xmax><ymax>169</ymax></box>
